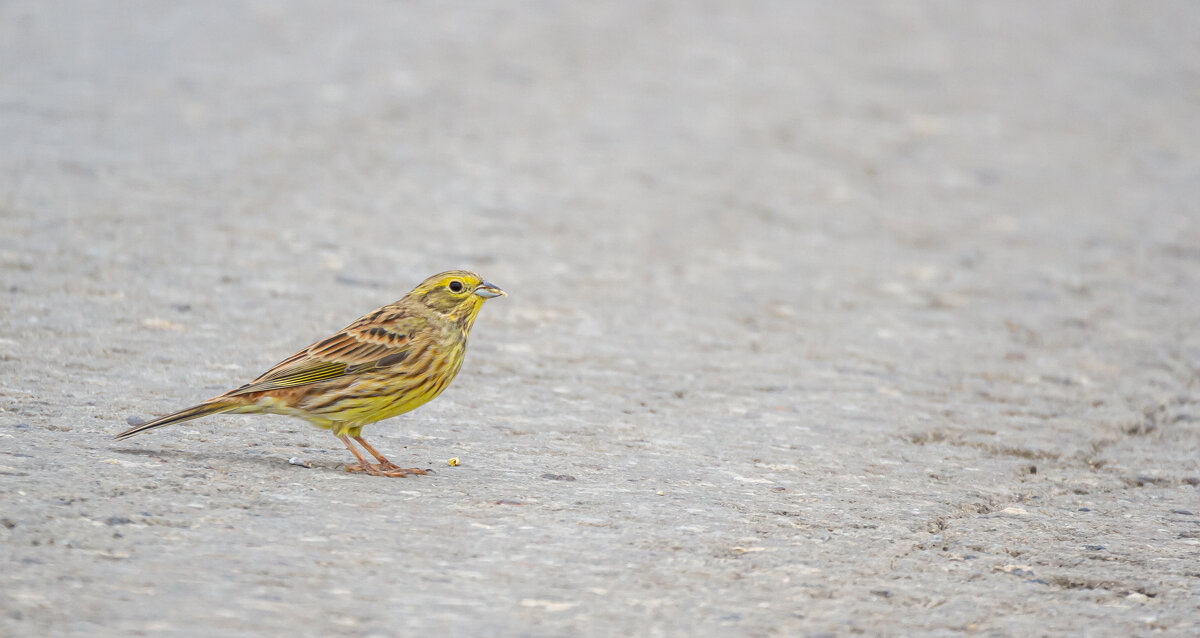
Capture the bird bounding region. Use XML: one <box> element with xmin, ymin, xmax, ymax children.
<box><xmin>115</xmin><ymin>270</ymin><xmax>506</xmax><ymax>477</ymax></box>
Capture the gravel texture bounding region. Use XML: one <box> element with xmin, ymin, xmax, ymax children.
<box><xmin>2</xmin><ymin>2</ymin><xmax>1198</xmax><ymax>636</ymax></box>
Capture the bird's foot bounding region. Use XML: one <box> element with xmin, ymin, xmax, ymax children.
<box><xmin>378</xmin><ymin>461</ymin><xmax>430</xmax><ymax>475</ymax></box>
<box><xmin>344</xmin><ymin>462</ymin><xmax>429</xmax><ymax>478</ymax></box>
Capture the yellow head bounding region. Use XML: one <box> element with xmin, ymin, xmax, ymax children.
<box><xmin>409</xmin><ymin>270</ymin><xmax>506</xmax><ymax>326</ymax></box>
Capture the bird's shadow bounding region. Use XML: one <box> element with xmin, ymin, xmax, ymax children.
<box><xmin>110</xmin><ymin>445</ymin><xmax>342</xmax><ymax>473</ymax></box>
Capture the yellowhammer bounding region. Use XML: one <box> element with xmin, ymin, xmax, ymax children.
<box><xmin>116</xmin><ymin>270</ymin><xmax>505</xmax><ymax>477</ymax></box>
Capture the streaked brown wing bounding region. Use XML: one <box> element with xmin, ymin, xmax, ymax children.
<box><xmin>224</xmin><ymin>312</ymin><xmax>427</xmax><ymax>396</ymax></box>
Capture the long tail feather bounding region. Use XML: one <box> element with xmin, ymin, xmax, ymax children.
<box><xmin>114</xmin><ymin>400</ymin><xmax>240</xmax><ymax>440</ymax></box>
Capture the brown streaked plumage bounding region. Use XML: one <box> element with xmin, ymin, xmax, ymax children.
<box><xmin>116</xmin><ymin>270</ymin><xmax>505</xmax><ymax>477</ymax></box>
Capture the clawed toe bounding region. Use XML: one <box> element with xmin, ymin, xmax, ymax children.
<box><xmin>375</xmin><ymin>460</ymin><xmax>423</xmax><ymax>472</ymax></box>
<box><xmin>381</xmin><ymin>467</ymin><xmax>426</xmax><ymax>477</ymax></box>
<box><xmin>344</xmin><ymin>462</ymin><xmax>429</xmax><ymax>478</ymax></box>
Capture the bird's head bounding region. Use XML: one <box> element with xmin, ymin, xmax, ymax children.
<box><xmin>410</xmin><ymin>270</ymin><xmax>506</xmax><ymax>325</ymax></box>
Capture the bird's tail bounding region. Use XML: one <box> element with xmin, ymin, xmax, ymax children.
<box><xmin>114</xmin><ymin>399</ymin><xmax>241</xmax><ymax>440</ymax></box>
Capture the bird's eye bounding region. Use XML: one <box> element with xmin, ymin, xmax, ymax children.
<box><xmin>448</xmin><ymin>280</ymin><xmax>464</xmax><ymax>293</ymax></box>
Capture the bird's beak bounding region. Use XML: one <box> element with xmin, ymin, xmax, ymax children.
<box><xmin>474</xmin><ymin>281</ymin><xmax>506</xmax><ymax>299</ymax></box>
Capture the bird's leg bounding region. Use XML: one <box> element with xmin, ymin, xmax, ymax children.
<box><xmin>351</xmin><ymin>436</ymin><xmax>400</xmax><ymax>469</ymax></box>
<box><xmin>338</xmin><ymin>435</ymin><xmax>387</xmax><ymax>477</ymax></box>
<box><xmin>354</xmin><ymin>435</ymin><xmax>428</xmax><ymax>476</ymax></box>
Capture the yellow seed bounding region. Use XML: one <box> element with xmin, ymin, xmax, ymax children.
<box><xmin>447</xmin><ymin>457</ymin><xmax>460</xmax><ymax>467</ymax></box>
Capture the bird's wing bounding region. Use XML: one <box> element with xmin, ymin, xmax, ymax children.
<box><xmin>224</xmin><ymin>312</ymin><xmax>429</xmax><ymax>396</ymax></box>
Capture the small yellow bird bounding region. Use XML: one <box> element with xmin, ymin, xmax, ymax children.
<box><xmin>116</xmin><ymin>270</ymin><xmax>505</xmax><ymax>477</ymax></box>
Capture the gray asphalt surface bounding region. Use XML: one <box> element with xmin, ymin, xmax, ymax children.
<box><xmin>2</xmin><ymin>2</ymin><xmax>1199</xmax><ymax>636</ymax></box>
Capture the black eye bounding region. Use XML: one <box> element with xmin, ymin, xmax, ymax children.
<box><xmin>448</xmin><ymin>280</ymin><xmax>464</xmax><ymax>293</ymax></box>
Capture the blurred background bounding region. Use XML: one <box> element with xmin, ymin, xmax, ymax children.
<box><xmin>2</xmin><ymin>2</ymin><xmax>1198</xmax><ymax>635</ymax></box>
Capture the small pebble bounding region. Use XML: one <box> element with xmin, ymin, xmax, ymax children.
<box><xmin>540</xmin><ymin>473</ymin><xmax>576</xmax><ymax>481</ymax></box>
<box><xmin>125</xmin><ymin>416</ymin><xmax>146</xmax><ymax>427</ymax></box>
<box><xmin>141</xmin><ymin>317</ymin><xmax>184</xmax><ymax>331</ymax></box>
<box><xmin>287</xmin><ymin>457</ymin><xmax>312</xmax><ymax>468</ymax></box>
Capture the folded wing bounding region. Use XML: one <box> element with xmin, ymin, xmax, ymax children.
<box><xmin>224</xmin><ymin>313</ymin><xmax>428</xmax><ymax>396</ymax></box>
